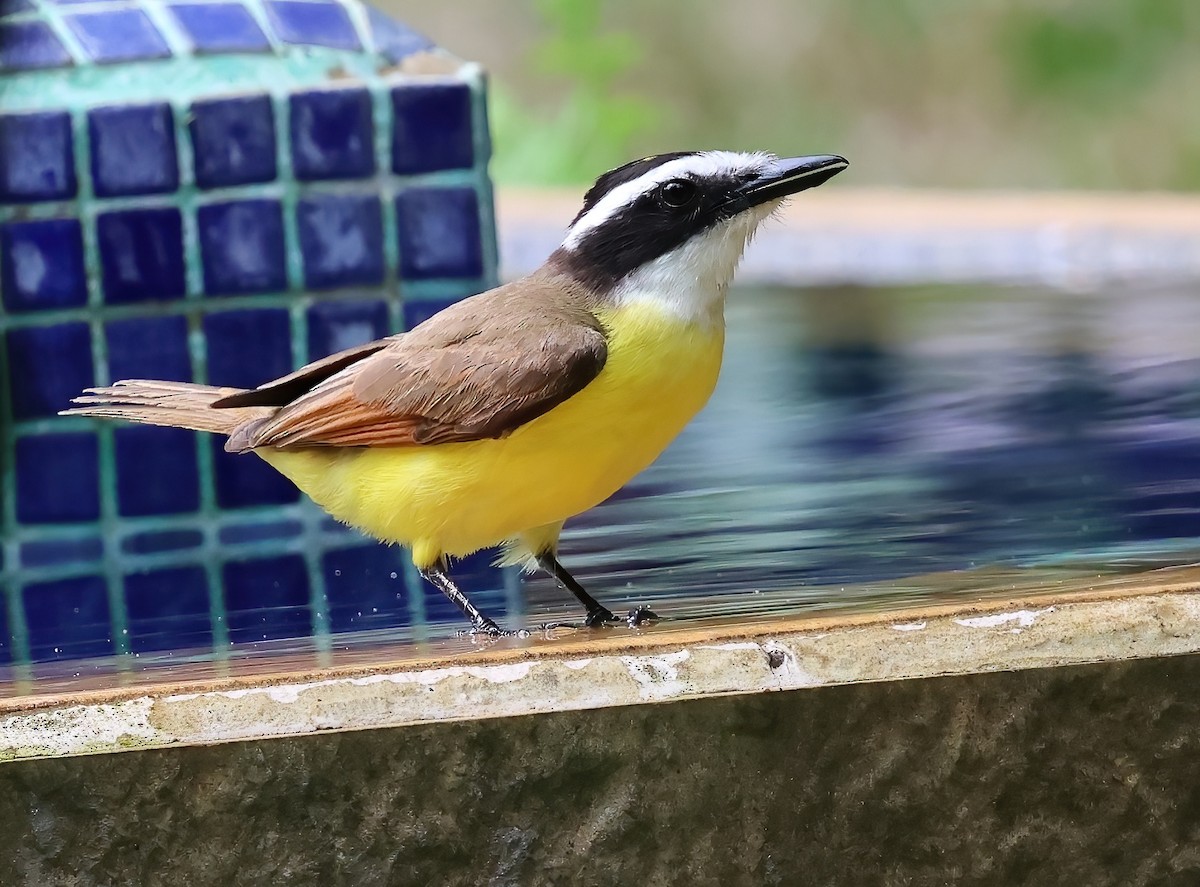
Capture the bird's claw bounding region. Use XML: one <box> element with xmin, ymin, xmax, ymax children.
<box><xmin>584</xmin><ymin>606</ymin><xmax>618</xmax><ymax>628</ymax></box>
<box><xmin>626</xmin><ymin>605</ymin><xmax>658</xmax><ymax>627</ymax></box>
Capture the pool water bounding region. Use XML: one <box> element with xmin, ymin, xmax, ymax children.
<box><xmin>7</xmin><ymin>282</ymin><xmax>1200</xmax><ymax>693</ymax></box>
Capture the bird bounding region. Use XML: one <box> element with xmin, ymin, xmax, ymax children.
<box><xmin>64</xmin><ymin>150</ymin><xmax>848</xmax><ymax>634</ymax></box>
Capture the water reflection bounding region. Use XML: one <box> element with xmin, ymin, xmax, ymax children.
<box><xmin>528</xmin><ymin>282</ymin><xmax>1200</xmax><ymax>615</ymax></box>
<box><xmin>10</xmin><ymin>282</ymin><xmax>1200</xmax><ymax>692</ymax></box>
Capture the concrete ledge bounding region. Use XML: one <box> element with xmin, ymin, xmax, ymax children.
<box><xmin>4</xmin><ymin>565</ymin><xmax>1200</xmax><ymax>762</ymax></box>
<box><xmin>498</xmin><ymin>187</ymin><xmax>1200</xmax><ymax>287</ymax></box>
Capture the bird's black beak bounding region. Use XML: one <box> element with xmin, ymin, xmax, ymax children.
<box><xmin>734</xmin><ymin>154</ymin><xmax>849</xmax><ymax>210</ymax></box>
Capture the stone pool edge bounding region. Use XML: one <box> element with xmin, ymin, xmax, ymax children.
<box><xmin>2</xmin><ymin>584</ymin><xmax>1199</xmax><ymax>763</ymax></box>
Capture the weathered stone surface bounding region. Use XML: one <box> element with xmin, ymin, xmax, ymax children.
<box><xmin>4</xmin><ymin>654</ymin><xmax>1200</xmax><ymax>886</ymax></box>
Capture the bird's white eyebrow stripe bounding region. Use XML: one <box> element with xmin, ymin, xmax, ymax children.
<box><xmin>562</xmin><ymin>150</ymin><xmax>774</xmax><ymax>249</ymax></box>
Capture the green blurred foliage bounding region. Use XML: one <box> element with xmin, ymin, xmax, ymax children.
<box><xmin>1000</xmin><ymin>0</ymin><xmax>1188</xmax><ymax>106</ymax></box>
<box><xmin>489</xmin><ymin>0</ymin><xmax>662</xmax><ymax>185</ymax></box>
<box><xmin>389</xmin><ymin>0</ymin><xmax>1200</xmax><ymax>190</ymax></box>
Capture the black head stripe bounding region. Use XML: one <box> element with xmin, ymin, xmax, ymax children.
<box><xmin>556</xmin><ymin>161</ymin><xmax>749</xmax><ymax>291</ymax></box>
<box><xmin>569</xmin><ymin>152</ymin><xmax>698</xmax><ymax>226</ymax></box>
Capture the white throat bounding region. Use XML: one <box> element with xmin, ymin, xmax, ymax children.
<box><xmin>609</xmin><ymin>199</ymin><xmax>778</xmax><ymax>328</ymax></box>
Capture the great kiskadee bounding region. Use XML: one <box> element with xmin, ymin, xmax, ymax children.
<box><xmin>65</xmin><ymin>151</ymin><xmax>848</xmax><ymax>633</ymax></box>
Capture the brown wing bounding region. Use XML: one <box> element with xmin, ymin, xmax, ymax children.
<box><xmin>230</xmin><ymin>302</ymin><xmax>607</xmax><ymax>451</ymax></box>
<box><xmin>212</xmin><ymin>337</ymin><xmax>395</xmax><ymax>409</ymax></box>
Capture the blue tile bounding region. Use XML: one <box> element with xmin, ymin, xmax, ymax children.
<box><xmin>105</xmin><ymin>315</ymin><xmax>192</xmax><ymax>382</ymax></box>
<box><xmin>96</xmin><ymin>207</ymin><xmax>186</xmax><ymax>304</ymax></box>
<box><xmin>264</xmin><ymin>1</ymin><xmax>360</xmax><ymax>50</ymax></box>
<box><xmin>124</xmin><ymin>566</ymin><xmax>213</xmax><ymax>654</ymax></box>
<box><xmin>189</xmin><ymin>94</ymin><xmax>276</xmax><ymax>189</ymax></box>
<box><xmin>0</xmin><ymin>22</ymin><xmax>73</xmax><ymax>72</ymax></box>
<box><xmin>203</xmin><ymin>307</ymin><xmax>293</xmax><ymax>388</ymax></box>
<box><xmin>203</xmin><ymin>307</ymin><xmax>299</xmax><ymax>508</ymax></box>
<box><xmin>115</xmin><ymin>426</ymin><xmax>200</xmax><ymax>517</ymax></box>
<box><xmin>324</xmin><ymin>544</ymin><xmax>409</xmax><ymax>633</ymax></box>
<box><xmin>121</xmin><ymin>529</ymin><xmax>204</xmax><ymax>556</ymax></box>
<box><xmin>64</xmin><ymin>9</ymin><xmax>171</xmax><ymax>63</ymax></box>
<box><xmin>307</xmin><ymin>299</ymin><xmax>388</xmax><ymax>359</ymax></box>
<box><xmin>223</xmin><ymin>554</ymin><xmax>312</xmax><ymax>643</ymax></box>
<box><xmin>366</xmin><ymin>7</ymin><xmax>433</xmax><ymax>62</ymax></box>
<box><xmin>16</xmin><ymin>432</ymin><xmax>100</xmax><ymax>524</ymax></box>
<box><xmin>402</xmin><ymin>298</ymin><xmax>455</xmax><ymax>331</ymax></box>
<box><xmin>395</xmin><ymin>187</ymin><xmax>484</xmax><ymax>279</ymax></box>
<box><xmin>290</xmin><ymin>88</ymin><xmax>374</xmax><ymax>180</ymax></box>
<box><xmin>0</xmin><ymin>110</ymin><xmax>75</xmax><ymax>202</ymax></box>
<box><xmin>391</xmin><ymin>83</ymin><xmax>474</xmax><ymax>174</ymax></box>
<box><xmin>218</xmin><ymin>520</ymin><xmax>304</xmax><ymax>546</ymax></box>
<box><xmin>212</xmin><ymin>445</ymin><xmax>301</xmax><ymax>508</ymax></box>
<box><xmin>0</xmin><ymin>219</ymin><xmax>87</xmax><ymax>312</ymax></box>
<box><xmin>170</xmin><ymin>3</ymin><xmax>270</xmax><ymax>54</ymax></box>
<box><xmin>297</xmin><ymin>194</ymin><xmax>384</xmax><ymax>289</ymax></box>
<box><xmin>198</xmin><ymin>199</ymin><xmax>287</xmax><ymax>295</ymax></box>
<box><xmin>6</xmin><ymin>323</ymin><xmax>93</xmax><ymax>420</ymax></box>
<box><xmin>23</xmin><ymin>575</ymin><xmax>113</xmax><ymax>662</ymax></box>
<box><xmin>88</xmin><ymin>103</ymin><xmax>178</xmax><ymax>197</ymax></box>
<box><xmin>20</xmin><ymin>537</ymin><xmax>104</xmax><ymax>569</ymax></box>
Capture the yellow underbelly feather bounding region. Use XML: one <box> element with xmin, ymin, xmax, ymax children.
<box><xmin>257</xmin><ymin>302</ymin><xmax>724</xmax><ymax>563</ymax></box>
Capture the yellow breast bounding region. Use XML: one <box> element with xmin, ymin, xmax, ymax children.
<box><xmin>259</xmin><ymin>302</ymin><xmax>724</xmax><ymax>563</ymax></box>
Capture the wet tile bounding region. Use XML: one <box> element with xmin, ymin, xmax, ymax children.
<box><xmin>64</xmin><ymin>9</ymin><xmax>171</xmax><ymax>63</ymax></box>
<box><xmin>0</xmin><ymin>219</ymin><xmax>87</xmax><ymax>312</ymax></box>
<box><xmin>203</xmin><ymin>306</ymin><xmax>292</xmax><ymax>388</ymax></box>
<box><xmin>290</xmin><ymin>87</ymin><xmax>374</xmax><ymax>180</ymax></box>
<box><xmin>264</xmin><ymin>0</ymin><xmax>359</xmax><ymax>50</ymax></box>
<box><xmin>115</xmin><ymin>426</ymin><xmax>200</xmax><ymax>516</ymax></box>
<box><xmin>297</xmin><ymin>194</ymin><xmax>384</xmax><ymax>289</ymax></box>
<box><xmin>0</xmin><ymin>110</ymin><xmax>76</xmax><ymax>202</ymax></box>
<box><xmin>223</xmin><ymin>554</ymin><xmax>312</xmax><ymax>643</ymax></box>
<box><xmin>124</xmin><ymin>566</ymin><xmax>213</xmax><ymax>654</ymax></box>
<box><xmin>23</xmin><ymin>575</ymin><xmax>113</xmax><ymax>662</ymax></box>
<box><xmin>390</xmin><ymin>82</ymin><xmax>473</xmax><ymax>174</ymax></box>
<box><xmin>121</xmin><ymin>529</ymin><xmax>204</xmax><ymax>556</ymax></box>
<box><xmin>20</xmin><ymin>537</ymin><xmax>104</xmax><ymax>569</ymax></box>
<box><xmin>88</xmin><ymin>103</ymin><xmax>178</xmax><ymax>197</ymax></box>
<box><xmin>204</xmin><ymin>307</ymin><xmax>299</xmax><ymax>509</ymax></box>
<box><xmin>395</xmin><ymin>187</ymin><xmax>483</xmax><ymax>280</ymax></box>
<box><xmin>96</xmin><ymin>207</ymin><xmax>186</xmax><ymax>304</ymax></box>
<box><xmin>366</xmin><ymin>6</ymin><xmax>433</xmax><ymax>62</ymax></box>
<box><xmin>105</xmin><ymin>315</ymin><xmax>192</xmax><ymax>382</ymax></box>
<box><xmin>324</xmin><ymin>544</ymin><xmax>410</xmax><ymax>633</ymax></box>
<box><xmin>189</xmin><ymin>93</ymin><xmax>276</xmax><ymax>189</ymax></box>
<box><xmin>401</xmin><ymin>297</ymin><xmax>455</xmax><ymax>331</ymax></box>
<box><xmin>307</xmin><ymin>299</ymin><xmax>388</xmax><ymax>359</ymax></box>
<box><xmin>198</xmin><ymin>199</ymin><xmax>287</xmax><ymax>296</ymax></box>
<box><xmin>169</xmin><ymin>3</ymin><xmax>270</xmax><ymax>54</ymax></box>
<box><xmin>211</xmin><ymin>444</ymin><xmax>301</xmax><ymax>508</ymax></box>
<box><xmin>15</xmin><ymin>432</ymin><xmax>99</xmax><ymax>523</ymax></box>
<box><xmin>6</xmin><ymin>322</ymin><xmax>93</xmax><ymax>420</ymax></box>
<box><xmin>0</xmin><ymin>22</ymin><xmax>73</xmax><ymax>72</ymax></box>
<box><xmin>218</xmin><ymin>520</ymin><xmax>304</xmax><ymax>546</ymax></box>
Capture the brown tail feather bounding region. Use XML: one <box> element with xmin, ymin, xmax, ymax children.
<box><xmin>60</xmin><ymin>380</ymin><xmax>274</xmax><ymax>437</ymax></box>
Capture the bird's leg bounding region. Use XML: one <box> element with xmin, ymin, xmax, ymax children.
<box><xmin>419</xmin><ymin>562</ymin><xmax>502</xmax><ymax>635</ymax></box>
<box><xmin>535</xmin><ymin>553</ymin><xmax>617</xmax><ymax>627</ymax></box>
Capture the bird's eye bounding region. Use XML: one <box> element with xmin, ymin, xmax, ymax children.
<box><xmin>660</xmin><ymin>179</ymin><xmax>698</xmax><ymax>208</ymax></box>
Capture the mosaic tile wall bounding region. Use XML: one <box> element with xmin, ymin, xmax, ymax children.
<box><xmin>0</xmin><ymin>0</ymin><xmax>511</xmax><ymax>667</ymax></box>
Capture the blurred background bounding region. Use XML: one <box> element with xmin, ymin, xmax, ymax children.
<box><xmin>382</xmin><ymin>0</ymin><xmax>1200</xmax><ymax>191</ymax></box>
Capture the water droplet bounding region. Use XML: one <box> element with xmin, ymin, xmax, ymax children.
<box><xmin>389</xmin><ymin>572</ymin><xmax>398</xmax><ymax>580</ymax></box>
<box><xmin>334</xmin><ymin>569</ymin><xmax>341</xmax><ymax>577</ymax></box>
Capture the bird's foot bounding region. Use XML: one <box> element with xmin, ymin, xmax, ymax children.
<box><xmin>454</xmin><ymin>617</ymin><xmax>520</xmax><ymax>639</ymax></box>
<box><xmin>626</xmin><ymin>606</ymin><xmax>659</xmax><ymax>627</ymax></box>
<box><xmin>583</xmin><ymin>606</ymin><xmax>618</xmax><ymax>628</ymax></box>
